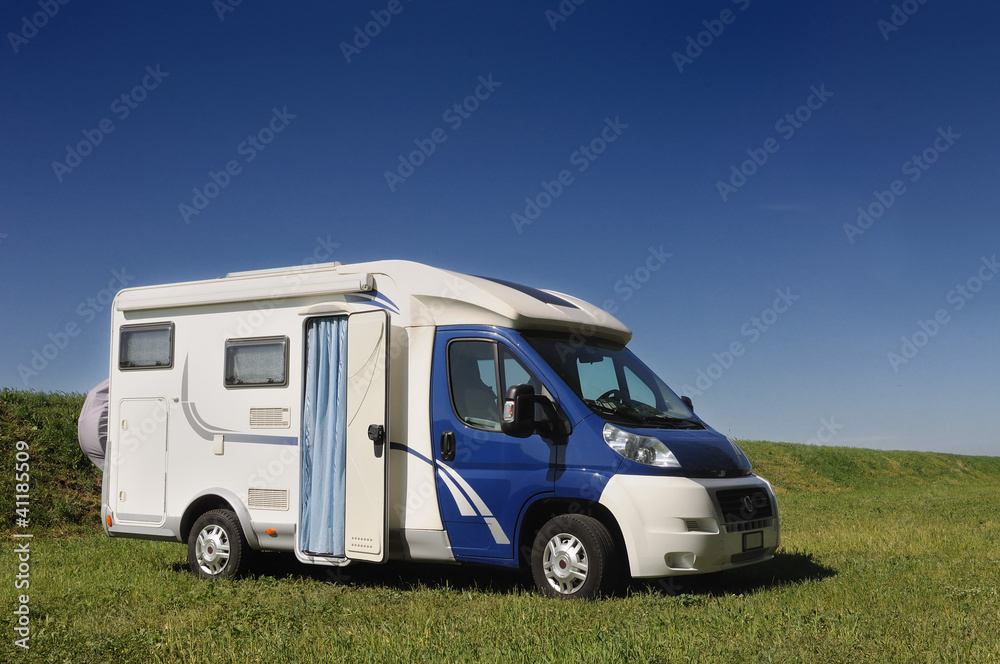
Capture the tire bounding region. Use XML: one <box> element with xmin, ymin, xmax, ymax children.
<box><xmin>530</xmin><ymin>514</ymin><xmax>619</xmax><ymax>599</ymax></box>
<box><xmin>187</xmin><ymin>509</ymin><xmax>249</xmax><ymax>580</ymax></box>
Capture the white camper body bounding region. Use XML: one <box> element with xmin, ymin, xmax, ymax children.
<box><xmin>103</xmin><ymin>259</ymin><xmax>779</xmax><ymax>597</ymax></box>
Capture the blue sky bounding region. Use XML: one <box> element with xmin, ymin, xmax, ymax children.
<box><xmin>3</xmin><ymin>1</ymin><xmax>998</xmax><ymax>456</ymax></box>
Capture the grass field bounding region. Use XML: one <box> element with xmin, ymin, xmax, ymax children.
<box><xmin>3</xmin><ymin>390</ymin><xmax>1000</xmax><ymax>663</ymax></box>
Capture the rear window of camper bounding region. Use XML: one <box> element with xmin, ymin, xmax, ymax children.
<box><xmin>119</xmin><ymin>322</ymin><xmax>174</xmax><ymax>370</ymax></box>
<box><xmin>224</xmin><ymin>336</ymin><xmax>289</xmax><ymax>388</ymax></box>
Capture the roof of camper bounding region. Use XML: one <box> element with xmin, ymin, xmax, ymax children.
<box><xmin>114</xmin><ymin>259</ymin><xmax>632</xmax><ymax>345</ymax></box>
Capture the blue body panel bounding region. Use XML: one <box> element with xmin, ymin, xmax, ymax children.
<box><xmin>428</xmin><ymin>325</ymin><xmax>747</xmax><ymax>565</ymax></box>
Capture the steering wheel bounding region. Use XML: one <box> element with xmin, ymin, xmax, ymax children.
<box><xmin>597</xmin><ymin>389</ymin><xmax>625</xmax><ymax>401</ymax></box>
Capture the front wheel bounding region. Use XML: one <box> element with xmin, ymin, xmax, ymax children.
<box><xmin>187</xmin><ymin>509</ymin><xmax>249</xmax><ymax>579</ymax></box>
<box><xmin>530</xmin><ymin>514</ymin><xmax>619</xmax><ymax>599</ymax></box>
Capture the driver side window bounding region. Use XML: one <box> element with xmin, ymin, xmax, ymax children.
<box><xmin>448</xmin><ymin>340</ymin><xmax>501</xmax><ymax>431</ymax></box>
<box><xmin>448</xmin><ymin>340</ymin><xmax>545</xmax><ymax>431</ymax></box>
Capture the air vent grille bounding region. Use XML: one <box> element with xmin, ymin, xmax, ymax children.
<box><xmin>248</xmin><ymin>488</ymin><xmax>289</xmax><ymax>511</ymax></box>
<box><xmin>250</xmin><ymin>407</ymin><xmax>290</xmax><ymax>429</ymax></box>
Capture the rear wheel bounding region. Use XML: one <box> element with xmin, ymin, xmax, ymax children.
<box><xmin>530</xmin><ymin>514</ymin><xmax>619</xmax><ymax>599</ymax></box>
<box><xmin>187</xmin><ymin>509</ymin><xmax>249</xmax><ymax>579</ymax></box>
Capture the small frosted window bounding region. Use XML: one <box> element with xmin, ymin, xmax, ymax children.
<box><xmin>119</xmin><ymin>323</ymin><xmax>174</xmax><ymax>370</ymax></box>
<box><xmin>225</xmin><ymin>337</ymin><xmax>288</xmax><ymax>388</ymax></box>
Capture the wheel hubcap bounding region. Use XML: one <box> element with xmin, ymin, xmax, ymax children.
<box><xmin>542</xmin><ymin>532</ymin><xmax>588</xmax><ymax>595</ymax></box>
<box><xmin>195</xmin><ymin>524</ymin><xmax>231</xmax><ymax>576</ymax></box>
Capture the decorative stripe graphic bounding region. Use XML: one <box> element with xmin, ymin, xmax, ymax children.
<box><xmin>224</xmin><ymin>434</ymin><xmax>298</xmax><ymax>446</ymax></box>
<box><xmin>388</xmin><ymin>443</ymin><xmax>509</xmax><ymax>545</ymax></box>
<box><xmin>344</xmin><ymin>291</ymin><xmax>400</xmax><ymax>315</ymax></box>
<box><xmin>436</xmin><ymin>460</ymin><xmax>510</xmax><ymax>545</ymax></box>
<box><xmin>181</xmin><ymin>356</ymin><xmax>233</xmax><ymax>440</ymax></box>
<box><xmin>438</xmin><ymin>472</ymin><xmax>476</xmax><ymax>516</ymax></box>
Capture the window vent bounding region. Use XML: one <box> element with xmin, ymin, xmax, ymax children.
<box><xmin>248</xmin><ymin>488</ymin><xmax>289</xmax><ymax>511</ymax></box>
<box><xmin>250</xmin><ymin>407</ymin><xmax>290</xmax><ymax>429</ymax></box>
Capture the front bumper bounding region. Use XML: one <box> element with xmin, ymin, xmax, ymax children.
<box><xmin>599</xmin><ymin>473</ymin><xmax>780</xmax><ymax>578</ymax></box>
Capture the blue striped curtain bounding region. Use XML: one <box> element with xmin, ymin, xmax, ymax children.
<box><xmin>299</xmin><ymin>317</ymin><xmax>348</xmax><ymax>556</ymax></box>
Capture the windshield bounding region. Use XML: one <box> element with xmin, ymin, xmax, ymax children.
<box><xmin>525</xmin><ymin>335</ymin><xmax>703</xmax><ymax>429</ymax></box>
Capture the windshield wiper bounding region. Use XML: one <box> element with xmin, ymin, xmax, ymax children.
<box><xmin>583</xmin><ymin>399</ymin><xmax>646</xmax><ymax>424</ymax></box>
<box><xmin>584</xmin><ymin>398</ymin><xmax>703</xmax><ymax>429</ymax></box>
<box><xmin>640</xmin><ymin>413</ymin><xmax>704</xmax><ymax>429</ymax></box>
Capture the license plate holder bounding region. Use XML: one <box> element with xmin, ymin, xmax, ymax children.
<box><xmin>742</xmin><ymin>531</ymin><xmax>763</xmax><ymax>551</ymax></box>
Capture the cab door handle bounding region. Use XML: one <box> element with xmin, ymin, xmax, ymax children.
<box><xmin>440</xmin><ymin>431</ymin><xmax>456</xmax><ymax>462</ymax></box>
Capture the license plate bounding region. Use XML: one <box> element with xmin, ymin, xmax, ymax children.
<box><xmin>743</xmin><ymin>531</ymin><xmax>763</xmax><ymax>551</ymax></box>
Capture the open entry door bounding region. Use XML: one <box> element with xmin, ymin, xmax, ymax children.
<box><xmin>344</xmin><ymin>310</ymin><xmax>389</xmax><ymax>562</ymax></box>
<box><xmin>299</xmin><ymin>310</ymin><xmax>388</xmax><ymax>562</ymax></box>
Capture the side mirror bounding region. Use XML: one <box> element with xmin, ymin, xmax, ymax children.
<box><xmin>502</xmin><ymin>384</ymin><xmax>536</xmax><ymax>438</ymax></box>
<box><xmin>681</xmin><ymin>395</ymin><xmax>694</xmax><ymax>411</ymax></box>
<box><xmin>502</xmin><ymin>384</ymin><xmax>574</xmax><ymax>439</ymax></box>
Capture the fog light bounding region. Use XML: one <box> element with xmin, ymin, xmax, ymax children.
<box><xmin>666</xmin><ymin>552</ymin><xmax>696</xmax><ymax>569</ymax></box>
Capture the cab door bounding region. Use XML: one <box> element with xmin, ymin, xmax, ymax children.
<box><xmin>431</xmin><ymin>330</ymin><xmax>556</xmax><ymax>561</ymax></box>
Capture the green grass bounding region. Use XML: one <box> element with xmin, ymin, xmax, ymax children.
<box><xmin>738</xmin><ymin>439</ymin><xmax>1000</xmax><ymax>494</ymax></box>
<box><xmin>2</xmin><ymin>392</ymin><xmax>1000</xmax><ymax>662</ymax></box>
<box><xmin>0</xmin><ymin>389</ymin><xmax>99</xmax><ymax>534</ymax></box>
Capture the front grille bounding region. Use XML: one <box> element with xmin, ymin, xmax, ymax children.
<box><xmin>731</xmin><ymin>548</ymin><xmax>769</xmax><ymax>564</ymax></box>
<box><xmin>715</xmin><ymin>487</ymin><xmax>774</xmax><ymax>524</ymax></box>
<box><xmin>724</xmin><ymin>518</ymin><xmax>773</xmax><ymax>533</ymax></box>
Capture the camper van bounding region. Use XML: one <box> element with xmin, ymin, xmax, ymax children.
<box><xmin>101</xmin><ymin>259</ymin><xmax>779</xmax><ymax>598</ymax></box>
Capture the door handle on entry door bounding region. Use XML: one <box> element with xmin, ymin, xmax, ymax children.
<box><xmin>368</xmin><ymin>424</ymin><xmax>385</xmax><ymax>459</ymax></box>
<box><xmin>440</xmin><ymin>431</ymin><xmax>456</xmax><ymax>462</ymax></box>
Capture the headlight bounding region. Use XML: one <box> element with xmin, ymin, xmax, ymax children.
<box><xmin>602</xmin><ymin>423</ymin><xmax>681</xmax><ymax>468</ymax></box>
